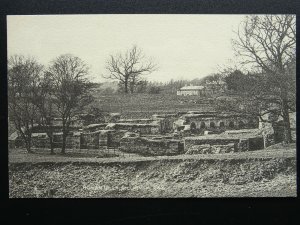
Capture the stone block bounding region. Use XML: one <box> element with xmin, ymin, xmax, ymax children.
<box><xmin>185</xmin><ymin>144</ymin><xmax>211</xmax><ymax>154</ymax></box>
<box><xmin>211</xmin><ymin>143</ymin><xmax>235</xmax><ymax>153</ymax></box>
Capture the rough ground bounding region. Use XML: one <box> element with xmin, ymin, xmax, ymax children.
<box><xmin>9</xmin><ymin>149</ymin><xmax>296</xmax><ymax>198</ymax></box>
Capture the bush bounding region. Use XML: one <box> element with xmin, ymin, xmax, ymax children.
<box><xmin>148</xmin><ymin>86</ymin><xmax>161</xmax><ymax>94</ymax></box>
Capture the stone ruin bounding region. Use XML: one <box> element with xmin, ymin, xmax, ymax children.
<box><xmin>173</xmin><ymin>111</ymin><xmax>259</xmax><ymax>135</ymax></box>
<box><xmin>9</xmin><ymin>109</ymin><xmax>291</xmax><ymax>156</ymax></box>
<box><xmin>185</xmin><ymin>143</ymin><xmax>235</xmax><ymax>155</ymax></box>
<box><xmin>119</xmin><ymin>135</ymin><xmax>184</xmax><ymax>156</ymax></box>
<box><xmin>184</xmin><ymin>132</ymin><xmax>265</xmax><ymax>155</ymax></box>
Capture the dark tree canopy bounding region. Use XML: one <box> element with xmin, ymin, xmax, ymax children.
<box><xmin>224</xmin><ymin>70</ymin><xmax>260</xmax><ymax>93</ymax></box>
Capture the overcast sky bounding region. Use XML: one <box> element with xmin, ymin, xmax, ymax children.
<box><xmin>7</xmin><ymin>15</ymin><xmax>245</xmax><ymax>83</ymax></box>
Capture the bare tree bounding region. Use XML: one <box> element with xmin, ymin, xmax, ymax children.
<box><xmin>8</xmin><ymin>55</ymin><xmax>43</xmax><ymax>153</ymax></box>
<box><xmin>32</xmin><ymin>72</ymin><xmax>56</xmax><ymax>154</ymax></box>
<box><xmin>104</xmin><ymin>45</ymin><xmax>156</xmax><ymax>94</ymax></box>
<box><xmin>231</xmin><ymin>15</ymin><xmax>296</xmax><ymax>143</ymax></box>
<box><xmin>47</xmin><ymin>54</ymin><xmax>94</xmax><ymax>154</ymax></box>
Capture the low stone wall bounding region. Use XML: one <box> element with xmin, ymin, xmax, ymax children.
<box><xmin>19</xmin><ymin>130</ymin><xmax>127</xmax><ymax>150</ymax></box>
<box><xmin>184</xmin><ymin>138</ymin><xmax>240</xmax><ymax>152</ymax></box>
<box><xmin>80</xmin><ymin>132</ymin><xmax>99</xmax><ymax>149</ymax></box>
<box><xmin>119</xmin><ymin>137</ymin><xmax>183</xmax><ymax>156</ymax></box>
<box><xmin>66</xmin><ymin>135</ymin><xmax>81</xmax><ymax>149</ymax></box>
<box><xmin>52</xmin><ymin>133</ymin><xmax>81</xmax><ymax>149</ymax></box>
<box><xmin>118</xmin><ymin>119</ymin><xmax>155</xmax><ymax>124</ymax></box>
<box><xmin>31</xmin><ymin>137</ymin><xmax>50</xmax><ymax>148</ymax></box>
<box><xmin>81</xmin><ymin>130</ymin><xmax>127</xmax><ymax>149</ymax></box>
<box><xmin>184</xmin><ymin>135</ymin><xmax>265</xmax><ymax>154</ymax></box>
<box><xmin>99</xmin><ymin>132</ymin><xmax>109</xmax><ymax>146</ymax></box>
<box><xmin>185</xmin><ymin>143</ymin><xmax>235</xmax><ymax>155</ymax></box>
<box><xmin>186</xmin><ymin>115</ymin><xmax>258</xmax><ymax>131</ymax></box>
<box><xmin>114</xmin><ymin>124</ymin><xmax>160</xmax><ymax>135</ymax></box>
<box><xmin>238</xmin><ymin>139</ymin><xmax>249</xmax><ymax>152</ymax></box>
<box><xmin>262</xmin><ymin>134</ymin><xmax>274</xmax><ymax>148</ymax></box>
<box><xmin>32</xmin><ymin>136</ymin><xmax>81</xmax><ymax>150</ymax></box>
<box><xmin>108</xmin><ymin>130</ymin><xmax>127</xmax><ymax>148</ymax></box>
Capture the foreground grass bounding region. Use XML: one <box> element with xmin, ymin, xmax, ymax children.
<box><xmin>9</xmin><ymin>157</ymin><xmax>296</xmax><ymax>198</ymax></box>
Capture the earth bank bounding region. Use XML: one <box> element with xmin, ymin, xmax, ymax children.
<box><xmin>9</xmin><ymin>157</ymin><xmax>296</xmax><ymax>198</ymax></box>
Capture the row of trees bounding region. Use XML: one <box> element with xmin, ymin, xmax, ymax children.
<box><xmin>98</xmin><ymin>78</ymin><xmax>206</xmax><ymax>95</ymax></box>
<box><xmin>8</xmin><ymin>54</ymin><xmax>94</xmax><ymax>154</ymax></box>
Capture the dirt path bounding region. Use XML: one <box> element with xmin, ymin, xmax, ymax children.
<box><xmin>9</xmin><ymin>148</ymin><xmax>296</xmax><ymax>164</ymax></box>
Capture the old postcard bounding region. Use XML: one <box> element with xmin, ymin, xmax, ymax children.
<box><xmin>7</xmin><ymin>15</ymin><xmax>296</xmax><ymax>198</ymax></box>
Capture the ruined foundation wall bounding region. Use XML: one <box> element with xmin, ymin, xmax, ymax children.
<box><xmin>184</xmin><ymin>135</ymin><xmax>265</xmax><ymax>154</ymax></box>
<box><xmin>31</xmin><ymin>137</ymin><xmax>50</xmax><ymax>148</ymax></box>
<box><xmin>115</xmin><ymin>124</ymin><xmax>160</xmax><ymax>135</ymax></box>
<box><xmin>184</xmin><ymin>138</ymin><xmax>240</xmax><ymax>152</ymax></box>
<box><xmin>66</xmin><ymin>135</ymin><xmax>81</xmax><ymax>149</ymax></box>
<box><xmin>185</xmin><ymin>143</ymin><xmax>236</xmax><ymax>154</ymax></box>
<box><xmin>80</xmin><ymin>132</ymin><xmax>99</xmax><ymax>149</ymax></box>
<box><xmin>119</xmin><ymin>137</ymin><xmax>183</xmax><ymax>156</ymax></box>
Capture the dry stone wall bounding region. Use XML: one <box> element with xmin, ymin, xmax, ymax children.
<box><xmin>119</xmin><ymin>137</ymin><xmax>183</xmax><ymax>156</ymax></box>
<box><xmin>184</xmin><ymin>138</ymin><xmax>240</xmax><ymax>152</ymax></box>
<box><xmin>185</xmin><ymin>143</ymin><xmax>235</xmax><ymax>155</ymax></box>
<box><xmin>31</xmin><ymin>136</ymin><xmax>50</xmax><ymax>148</ymax></box>
<box><xmin>66</xmin><ymin>135</ymin><xmax>81</xmax><ymax>149</ymax></box>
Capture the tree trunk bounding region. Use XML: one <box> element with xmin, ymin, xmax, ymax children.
<box><xmin>61</xmin><ymin>133</ymin><xmax>67</xmax><ymax>154</ymax></box>
<box><xmin>130</xmin><ymin>78</ymin><xmax>135</xmax><ymax>94</ymax></box>
<box><xmin>49</xmin><ymin>134</ymin><xmax>54</xmax><ymax>155</ymax></box>
<box><xmin>130</xmin><ymin>85</ymin><xmax>134</xmax><ymax>94</ymax></box>
<box><xmin>281</xmin><ymin>98</ymin><xmax>292</xmax><ymax>144</ymax></box>
<box><xmin>124</xmin><ymin>78</ymin><xmax>129</xmax><ymax>94</ymax></box>
<box><xmin>25</xmin><ymin>138</ymin><xmax>33</xmax><ymax>153</ymax></box>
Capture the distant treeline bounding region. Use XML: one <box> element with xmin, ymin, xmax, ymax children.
<box><xmin>95</xmin><ymin>75</ymin><xmax>222</xmax><ymax>95</ymax></box>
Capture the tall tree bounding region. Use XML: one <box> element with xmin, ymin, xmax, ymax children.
<box><xmin>32</xmin><ymin>72</ymin><xmax>56</xmax><ymax>154</ymax></box>
<box><xmin>47</xmin><ymin>54</ymin><xmax>94</xmax><ymax>154</ymax></box>
<box><xmin>8</xmin><ymin>55</ymin><xmax>43</xmax><ymax>153</ymax></box>
<box><xmin>230</xmin><ymin>15</ymin><xmax>296</xmax><ymax>143</ymax></box>
<box><xmin>104</xmin><ymin>45</ymin><xmax>156</xmax><ymax>94</ymax></box>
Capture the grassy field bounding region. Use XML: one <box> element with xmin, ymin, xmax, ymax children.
<box><xmin>91</xmin><ymin>93</ymin><xmax>215</xmax><ymax>118</ymax></box>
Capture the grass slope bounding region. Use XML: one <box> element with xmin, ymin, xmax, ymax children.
<box><xmin>91</xmin><ymin>93</ymin><xmax>215</xmax><ymax>118</ymax></box>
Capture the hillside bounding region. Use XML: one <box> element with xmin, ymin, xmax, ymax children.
<box><xmin>90</xmin><ymin>93</ymin><xmax>215</xmax><ymax>119</ymax></box>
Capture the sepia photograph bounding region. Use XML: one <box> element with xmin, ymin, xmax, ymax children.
<box><xmin>7</xmin><ymin>14</ymin><xmax>296</xmax><ymax>198</ymax></box>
